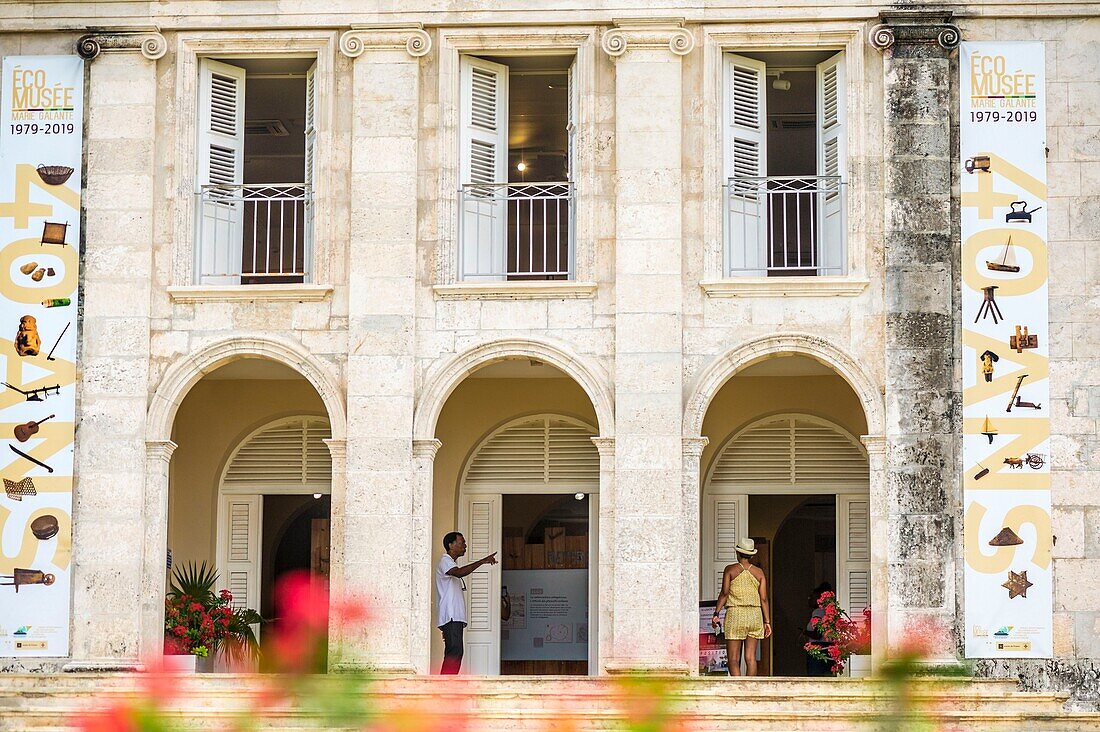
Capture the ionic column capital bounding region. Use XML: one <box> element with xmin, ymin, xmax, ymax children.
<box><xmin>601</xmin><ymin>18</ymin><xmax>695</xmax><ymax>59</ymax></box>
<box><xmin>412</xmin><ymin>438</ymin><xmax>443</xmax><ymax>461</ymax></box>
<box><xmin>77</xmin><ymin>27</ymin><xmax>167</xmax><ymax>60</ymax></box>
<box><xmin>340</xmin><ymin>24</ymin><xmax>432</xmax><ymax>59</ymax></box>
<box><xmin>145</xmin><ymin>439</ymin><xmax>178</xmax><ymax>465</ymax></box>
<box><xmin>869</xmin><ymin>11</ymin><xmax>960</xmax><ymax>51</ymax></box>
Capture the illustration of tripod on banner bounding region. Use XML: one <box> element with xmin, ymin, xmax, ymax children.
<box><xmin>974</xmin><ymin>285</ymin><xmax>1003</xmax><ymax>324</ymax></box>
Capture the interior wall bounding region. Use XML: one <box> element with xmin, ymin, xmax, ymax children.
<box><xmin>429</xmin><ymin>374</ymin><xmax>598</xmax><ymax>671</ymax></box>
<box><xmin>167</xmin><ymin>378</ymin><xmax>327</xmax><ymax>575</ymax></box>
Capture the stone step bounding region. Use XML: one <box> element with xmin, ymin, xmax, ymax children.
<box><xmin>2</xmin><ymin>674</ymin><xmax>1095</xmax><ymax>732</ymax></box>
<box><xmin>7</xmin><ymin>708</ymin><xmax>1100</xmax><ymax>732</ymax></box>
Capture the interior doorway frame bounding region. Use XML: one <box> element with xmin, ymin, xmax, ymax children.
<box><xmin>700</xmin><ymin>413</ymin><xmax>871</xmax><ymax>675</ymax></box>
<box><xmin>456</xmin><ymin>413</ymin><xmax>600</xmax><ymax>676</ymax></box>
<box><xmin>214</xmin><ymin>415</ymin><xmax>333</xmax><ymax>626</ymax></box>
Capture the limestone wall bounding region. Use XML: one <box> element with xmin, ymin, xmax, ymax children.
<box><xmin>0</xmin><ymin>0</ymin><xmax>1094</xmax><ymax>703</ymax></box>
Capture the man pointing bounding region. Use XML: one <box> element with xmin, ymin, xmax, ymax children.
<box><xmin>436</xmin><ymin>531</ymin><xmax>497</xmax><ymax>674</ymax></box>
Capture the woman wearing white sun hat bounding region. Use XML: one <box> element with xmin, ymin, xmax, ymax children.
<box><xmin>711</xmin><ymin>537</ymin><xmax>772</xmax><ymax>676</ymax></box>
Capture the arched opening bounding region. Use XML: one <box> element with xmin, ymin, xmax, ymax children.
<box><xmin>429</xmin><ymin>356</ymin><xmax>603</xmax><ymax>676</ymax></box>
<box><xmin>698</xmin><ymin>354</ymin><xmax>870</xmax><ymax>677</ymax></box>
<box><xmin>165</xmin><ymin>357</ymin><xmax>333</xmax><ymax>668</ymax></box>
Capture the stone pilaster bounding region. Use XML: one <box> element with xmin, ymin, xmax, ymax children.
<box><xmin>602</xmin><ymin>19</ymin><xmax>694</xmax><ymax>673</ymax></box>
<box><xmin>410</xmin><ymin>438</ymin><xmax>441</xmax><ymax>674</ymax></box>
<box><xmin>861</xmin><ymin>434</ymin><xmax>889</xmax><ymax>668</ymax></box>
<box><xmin>681</xmin><ymin>436</ymin><xmax>709</xmax><ymax>674</ymax></box>
<box><xmin>871</xmin><ymin>9</ymin><xmax>961</xmax><ymax>658</ymax></box>
<box><xmin>590</xmin><ymin>437</ymin><xmax>616</xmax><ymax>671</ymax></box>
<box><xmin>139</xmin><ymin>440</ymin><xmax>176</xmax><ymax>659</ymax></box>
<box><xmin>66</xmin><ymin>29</ymin><xmax>164</xmax><ymax>671</ymax></box>
<box><xmin>337</xmin><ymin>25</ymin><xmax>430</xmax><ymax>673</ymax></box>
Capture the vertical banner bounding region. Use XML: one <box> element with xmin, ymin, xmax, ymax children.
<box><xmin>0</xmin><ymin>56</ymin><xmax>83</xmax><ymax>657</ymax></box>
<box><xmin>960</xmin><ymin>42</ymin><xmax>1051</xmax><ymax>658</ymax></box>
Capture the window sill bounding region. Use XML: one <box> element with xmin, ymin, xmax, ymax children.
<box><xmin>167</xmin><ymin>284</ymin><xmax>334</xmax><ymax>304</ymax></box>
<box><xmin>700</xmin><ymin>277</ymin><xmax>869</xmax><ymax>298</ymax></box>
<box><xmin>433</xmin><ymin>281</ymin><xmax>598</xmax><ymax>301</ymax></box>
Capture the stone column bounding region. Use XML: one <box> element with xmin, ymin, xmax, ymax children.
<box><xmin>870</xmin><ymin>11</ymin><xmax>961</xmax><ymax>657</ymax></box>
<box><xmin>336</xmin><ymin>26</ymin><xmax>430</xmax><ymax>673</ymax></box>
<box><xmin>861</xmin><ymin>434</ymin><xmax>889</xmax><ymax>668</ymax></box>
<box><xmin>602</xmin><ymin>19</ymin><xmax>694</xmax><ymax>673</ymax></box>
<box><xmin>410</xmin><ymin>438</ymin><xmax>441</xmax><ymax>674</ymax></box>
<box><xmin>681</xmin><ymin>436</ymin><xmax>708</xmax><ymax>674</ymax></box>
<box><xmin>65</xmin><ymin>29</ymin><xmax>166</xmax><ymax>671</ymax></box>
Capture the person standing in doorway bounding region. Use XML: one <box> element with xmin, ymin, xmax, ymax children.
<box><xmin>436</xmin><ymin>531</ymin><xmax>497</xmax><ymax>674</ymax></box>
<box><xmin>712</xmin><ymin>537</ymin><xmax>771</xmax><ymax>676</ymax></box>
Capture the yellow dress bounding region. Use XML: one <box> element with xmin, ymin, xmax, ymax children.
<box><xmin>723</xmin><ymin>568</ymin><xmax>764</xmax><ymax>640</ymax></box>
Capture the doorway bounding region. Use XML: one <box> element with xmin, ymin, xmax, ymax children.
<box><xmin>500</xmin><ymin>493</ymin><xmax>589</xmax><ymax>676</ymax></box>
<box><xmin>764</xmin><ymin>495</ymin><xmax>836</xmax><ymax>676</ymax></box>
<box><xmin>453</xmin><ymin>413</ymin><xmax>600</xmax><ymax>675</ymax></box>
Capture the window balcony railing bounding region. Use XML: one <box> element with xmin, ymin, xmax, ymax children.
<box><xmin>196</xmin><ymin>183</ymin><xmax>312</xmax><ymax>284</ymax></box>
<box><xmin>725</xmin><ymin>175</ymin><xmax>846</xmax><ymax>277</ymax></box>
<box><xmin>458</xmin><ymin>182</ymin><xmax>574</xmax><ymax>281</ymax></box>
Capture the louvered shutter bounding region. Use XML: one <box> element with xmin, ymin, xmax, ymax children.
<box><xmin>816</xmin><ymin>52</ymin><xmax>846</xmax><ymax>275</ymax></box>
<box><xmin>459</xmin><ymin>494</ymin><xmax>501</xmax><ymax>674</ymax></box>
<box><xmin>710</xmin><ymin>416</ymin><xmax>869</xmax><ymax>488</ymax></box>
<box><xmin>837</xmin><ymin>495</ymin><xmax>871</xmax><ymax>629</ymax></box>
<box><xmin>459</xmin><ymin>55</ymin><xmax>508</xmax><ymax>281</ymax></box>
<box><xmin>220</xmin><ymin>495</ymin><xmax>262</xmax><ymax>614</ymax></box>
<box><xmin>304</xmin><ymin>62</ymin><xmax>317</xmax><ymax>189</ymax></box>
<box><xmin>566</xmin><ymin>57</ymin><xmax>577</xmax><ymax>182</ymax></box>
<box><xmin>724</xmin><ymin>54</ymin><xmax>767</xmax><ymax>276</ymax></box>
<box><xmin>705</xmin><ymin>494</ymin><xmax>748</xmax><ymax>598</ymax></box>
<box><xmin>223</xmin><ymin>417</ymin><xmax>332</xmax><ymax>488</ymax></box>
<box><xmin>464</xmin><ymin>416</ymin><xmax>599</xmax><ymax>490</ymax></box>
<box><xmin>197</xmin><ymin>58</ymin><xmax>246</xmax><ymax>285</ymax></box>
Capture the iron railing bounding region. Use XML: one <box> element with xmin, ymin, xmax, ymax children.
<box><xmin>196</xmin><ymin>183</ymin><xmax>312</xmax><ymax>284</ymax></box>
<box><xmin>725</xmin><ymin>176</ymin><xmax>846</xmax><ymax>276</ymax></box>
<box><xmin>458</xmin><ymin>182</ymin><xmax>574</xmax><ymax>280</ymax></box>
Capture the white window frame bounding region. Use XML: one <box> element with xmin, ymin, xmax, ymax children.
<box><xmin>700</xmin><ymin>24</ymin><xmax>870</xmax><ymax>298</ymax></box>
<box><xmin>170</xmin><ymin>32</ymin><xmax>337</xmax><ymax>291</ymax></box>
<box><xmin>433</xmin><ymin>27</ymin><xmax>599</xmax><ymax>295</ymax></box>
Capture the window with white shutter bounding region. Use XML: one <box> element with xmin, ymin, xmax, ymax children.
<box><xmin>816</xmin><ymin>51</ymin><xmax>846</xmax><ymax>276</ymax></box>
<box><xmin>460</xmin><ymin>56</ymin><xmax>508</xmax><ymax>281</ymax></box>
<box><xmin>722</xmin><ymin>50</ymin><xmax>848</xmax><ymax>278</ymax></box>
<box><xmin>198</xmin><ymin>58</ymin><xmax>246</xmax><ymax>285</ymax></box>
<box><xmin>195</xmin><ymin>56</ymin><xmax>316</xmax><ymax>285</ymax></box>
<box><xmin>724</xmin><ymin>54</ymin><xmax>768</xmax><ymax>276</ymax></box>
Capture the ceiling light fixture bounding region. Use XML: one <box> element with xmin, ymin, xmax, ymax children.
<box><xmin>516</xmin><ymin>161</ymin><xmax>527</xmax><ymax>172</ymax></box>
<box><xmin>772</xmin><ymin>72</ymin><xmax>791</xmax><ymax>91</ymax></box>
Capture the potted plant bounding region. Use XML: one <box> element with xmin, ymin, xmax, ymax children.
<box><xmin>803</xmin><ymin>591</ymin><xmax>863</xmax><ymax>676</ymax></box>
<box><xmin>164</xmin><ymin>561</ymin><xmax>262</xmax><ymax>672</ymax></box>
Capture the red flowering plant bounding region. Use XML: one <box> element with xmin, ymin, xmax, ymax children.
<box><xmin>164</xmin><ymin>561</ymin><xmax>261</xmax><ymax>664</ymax></box>
<box><xmin>802</xmin><ymin>590</ymin><xmax>861</xmax><ymax>675</ymax></box>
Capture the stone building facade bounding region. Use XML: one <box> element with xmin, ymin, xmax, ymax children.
<box><xmin>0</xmin><ymin>0</ymin><xmax>1097</xmax><ymax>705</ymax></box>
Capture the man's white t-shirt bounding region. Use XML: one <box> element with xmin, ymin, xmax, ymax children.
<box><xmin>436</xmin><ymin>554</ymin><xmax>467</xmax><ymax>628</ymax></box>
